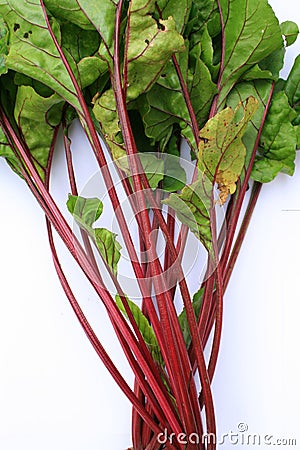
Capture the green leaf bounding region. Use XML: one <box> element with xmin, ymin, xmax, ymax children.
<box><xmin>178</xmin><ymin>287</ymin><xmax>204</xmax><ymax>347</ymax></box>
<box><xmin>14</xmin><ymin>85</ymin><xmax>64</xmax><ymax>179</ymax></box>
<box><xmin>60</xmin><ymin>21</ymin><xmax>107</xmax><ymax>89</ymax></box>
<box><xmin>93</xmin><ymin>91</ymin><xmax>165</xmax><ymax>189</ymax></box>
<box><xmin>116</xmin><ymin>295</ymin><xmax>163</xmax><ymax>365</ymax></box>
<box><xmin>218</xmin><ymin>0</ymin><xmax>283</xmax><ymax>106</ymax></box>
<box><xmin>0</xmin><ymin>16</ymin><xmax>8</xmax><ymax>75</ymax></box>
<box><xmin>140</xmin><ymin>153</ymin><xmax>164</xmax><ymax>190</ymax></box>
<box><xmin>67</xmin><ymin>195</ymin><xmax>122</xmax><ymax>275</ymax></box>
<box><xmin>162</xmin><ymin>175</ymin><xmax>212</xmax><ymax>252</ymax></box>
<box><xmin>226</xmin><ymin>80</ymin><xmax>274</xmax><ymax>168</ymax></box>
<box><xmin>94</xmin><ymin>228</ymin><xmax>121</xmax><ymax>277</ymax></box>
<box><xmin>285</xmin><ymin>54</ymin><xmax>300</xmax><ymax>124</ymax></box>
<box><xmin>75</xmin><ymin>0</ymin><xmax>117</xmax><ymax>53</ymax></box>
<box><xmin>156</xmin><ymin>0</ymin><xmax>192</xmax><ymax>34</ymax></box>
<box><xmin>67</xmin><ymin>195</ymin><xmax>103</xmax><ymax>230</ymax></box>
<box><xmin>60</xmin><ymin>22</ymin><xmax>100</xmax><ymax>63</ymax></box>
<box><xmin>137</xmin><ymin>46</ymin><xmax>216</xmax><ymax>154</ymax></box>
<box><xmin>44</xmin><ymin>0</ymin><xmax>96</xmax><ymax>30</ymax></box>
<box><xmin>251</xmin><ymin>92</ymin><xmax>297</xmax><ymax>182</ymax></box>
<box><xmin>0</xmin><ymin>1</ymin><xmax>82</xmax><ymax>111</ymax></box>
<box><xmin>185</xmin><ymin>0</ymin><xmax>220</xmax><ymax>40</ymax></box>
<box><xmin>125</xmin><ymin>0</ymin><xmax>185</xmax><ymax>101</ymax></box>
<box><xmin>281</xmin><ymin>21</ymin><xmax>299</xmax><ymax>47</ymax></box>
<box><xmin>257</xmin><ymin>47</ymin><xmax>285</xmax><ymax>79</ymax></box>
<box><xmin>241</xmin><ymin>64</ymin><xmax>275</xmax><ymax>82</ymax></box>
<box><xmin>163</xmin><ymin>146</ymin><xmax>187</xmax><ymax>192</ymax></box>
<box><xmin>0</xmin><ymin>128</ymin><xmax>22</xmax><ymax>175</ymax></box>
<box><xmin>188</xmin><ymin>43</ymin><xmax>218</xmax><ymax>129</ymax></box>
<box><xmin>296</xmin><ymin>126</ymin><xmax>300</xmax><ymax>149</ymax></box>
<box><xmin>199</xmin><ymin>96</ymin><xmax>259</xmax><ymax>204</ymax></box>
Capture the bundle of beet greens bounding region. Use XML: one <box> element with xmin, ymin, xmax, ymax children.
<box><xmin>0</xmin><ymin>0</ymin><xmax>299</xmax><ymax>449</ymax></box>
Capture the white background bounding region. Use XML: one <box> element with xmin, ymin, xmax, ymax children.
<box><xmin>0</xmin><ymin>1</ymin><xmax>300</xmax><ymax>449</ymax></box>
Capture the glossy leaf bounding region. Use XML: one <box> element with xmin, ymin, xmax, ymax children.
<box><xmin>116</xmin><ymin>295</ymin><xmax>163</xmax><ymax>365</ymax></box>
<box><xmin>218</xmin><ymin>0</ymin><xmax>283</xmax><ymax>106</ymax></box>
<box><xmin>199</xmin><ymin>96</ymin><xmax>259</xmax><ymax>204</ymax></box>
<box><xmin>251</xmin><ymin>92</ymin><xmax>297</xmax><ymax>182</ymax></box>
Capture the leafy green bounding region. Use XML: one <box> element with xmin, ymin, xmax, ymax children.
<box><xmin>156</xmin><ymin>0</ymin><xmax>192</xmax><ymax>34</ymax></box>
<box><xmin>125</xmin><ymin>0</ymin><xmax>185</xmax><ymax>102</ymax></box>
<box><xmin>14</xmin><ymin>85</ymin><xmax>63</xmax><ymax>179</ymax></box>
<box><xmin>116</xmin><ymin>295</ymin><xmax>163</xmax><ymax>365</ymax></box>
<box><xmin>66</xmin><ymin>195</ymin><xmax>103</xmax><ymax>230</ymax></box>
<box><xmin>44</xmin><ymin>0</ymin><xmax>96</xmax><ymax>31</ymax></box>
<box><xmin>162</xmin><ymin>175</ymin><xmax>213</xmax><ymax>252</ymax></box>
<box><xmin>0</xmin><ymin>0</ymin><xmax>82</xmax><ymax>111</ymax></box>
<box><xmin>285</xmin><ymin>55</ymin><xmax>300</xmax><ymax>125</ymax></box>
<box><xmin>199</xmin><ymin>96</ymin><xmax>258</xmax><ymax>203</ymax></box>
<box><xmin>95</xmin><ymin>229</ymin><xmax>121</xmax><ymax>277</ymax></box>
<box><xmin>0</xmin><ymin>16</ymin><xmax>8</xmax><ymax>75</ymax></box>
<box><xmin>218</xmin><ymin>0</ymin><xmax>283</xmax><ymax>106</ymax></box>
<box><xmin>0</xmin><ymin>127</ymin><xmax>22</xmax><ymax>174</ymax></box>
<box><xmin>66</xmin><ymin>195</ymin><xmax>122</xmax><ymax>275</ymax></box>
<box><xmin>251</xmin><ymin>92</ymin><xmax>297</xmax><ymax>182</ymax></box>
<box><xmin>281</xmin><ymin>21</ymin><xmax>299</xmax><ymax>47</ymax></box>
<box><xmin>137</xmin><ymin>45</ymin><xmax>216</xmax><ymax>153</ymax></box>
<box><xmin>75</xmin><ymin>0</ymin><xmax>117</xmax><ymax>53</ymax></box>
<box><xmin>226</xmin><ymin>80</ymin><xmax>274</xmax><ymax>167</ymax></box>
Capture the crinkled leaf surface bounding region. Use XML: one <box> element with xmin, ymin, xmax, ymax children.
<box><xmin>199</xmin><ymin>96</ymin><xmax>258</xmax><ymax>204</ymax></box>
<box><xmin>116</xmin><ymin>295</ymin><xmax>163</xmax><ymax>365</ymax></box>
<box><xmin>0</xmin><ymin>0</ymin><xmax>81</xmax><ymax>111</ymax></box>
<box><xmin>137</xmin><ymin>45</ymin><xmax>216</xmax><ymax>153</ymax></box>
<box><xmin>218</xmin><ymin>0</ymin><xmax>283</xmax><ymax>106</ymax></box>
<box><xmin>14</xmin><ymin>85</ymin><xmax>63</xmax><ymax>179</ymax></box>
<box><xmin>251</xmin><ymin>92</ymin><xmax>297</xmax><ymax>182</ymax></box>
<box><xmin>125</xmin><ymin>0</ymin><xmax>185</xmax><ymax>101</ymax></box>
